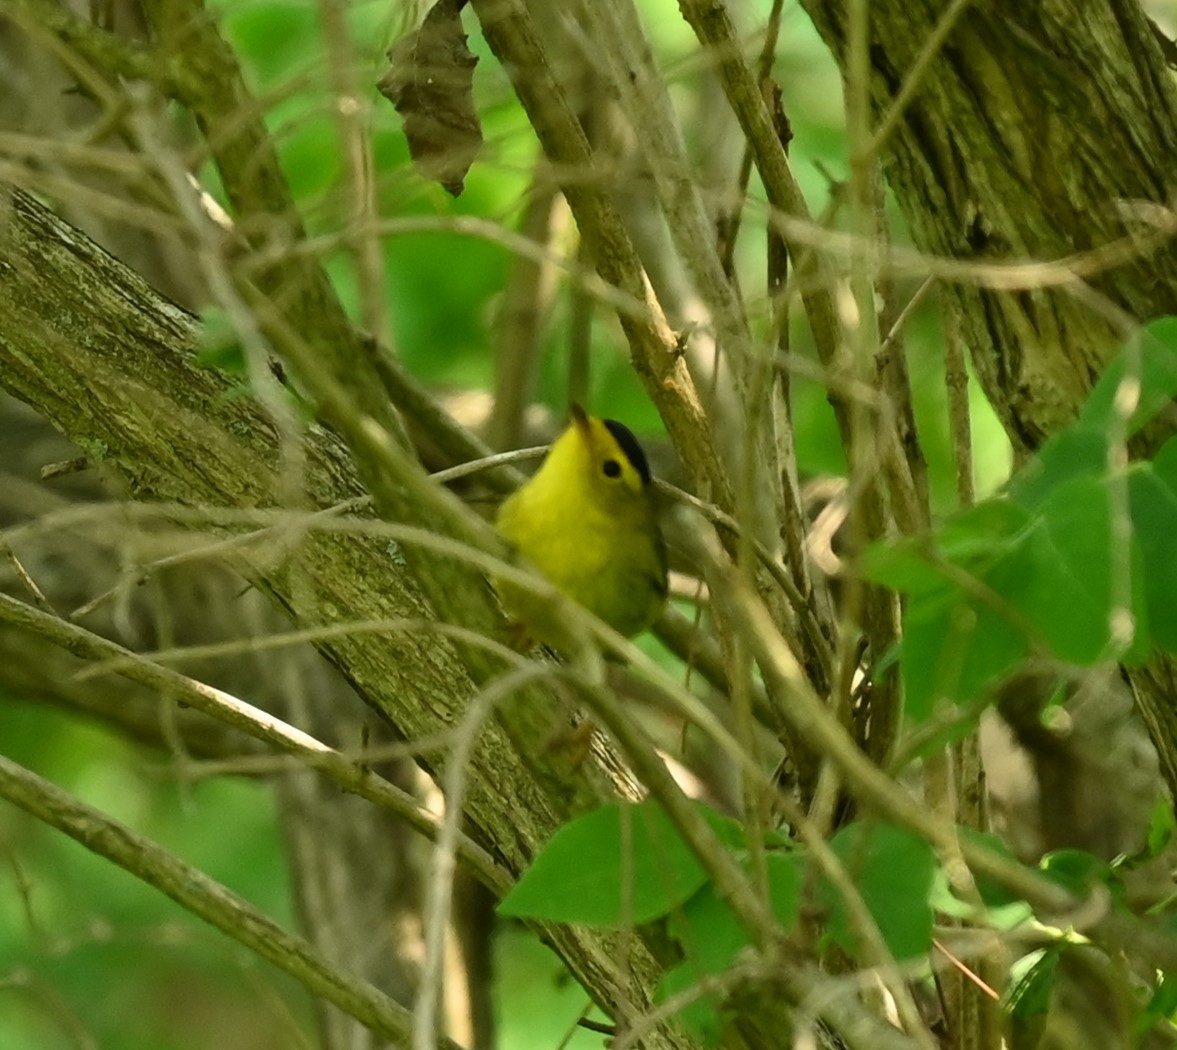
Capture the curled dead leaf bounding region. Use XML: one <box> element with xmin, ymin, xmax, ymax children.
<box><xmin>378</xmin><ymin>0</ymin><xmax>482</xmax><ymax>196</ymax></box>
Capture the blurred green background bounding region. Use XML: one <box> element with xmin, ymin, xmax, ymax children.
<box><xmin>0</xmin><ymin>0</ymin><xmax>1015</xmax><ymax>1047</ymax></box>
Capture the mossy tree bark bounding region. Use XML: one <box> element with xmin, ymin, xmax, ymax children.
<box><xmin>7</xmin><ymin>0</ymin><xmax>1177</xmax><ymax>1045</ymax></box>
<box><xmin>802</xmin><ymin>0</ymin><xmax>1177</xmax><ymax>448</ymax></box>
<box><xmin>799</xmin><ymin>0</ymin><xmax>1177</xmax><ymax>794</ymax></box>
<box><xmin>0</xmin><ymin>185</ymin><xmax>704</xmax><ymax>1050</ymax></box>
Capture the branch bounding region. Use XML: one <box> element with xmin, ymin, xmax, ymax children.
<box><xmin>0</xmin><ymin>752</ymin><xmax>463</xmax><ymax>1049</ymax></box>
<box><xmin>4</xmin><ymin>0</ymin><xmax>169</xmax><ymax>88</ymax></box>
<box><xmin>467</xmin><ymin>0</ymin><xmax>735</xmax><ymax>513</ymax></box>
<box><xmin>799</xmin><ymin>0</ymin><xmax>1177</xmax><ymax>449</ymax></box>
<box><xmin>0</xmin><ymin>591</ymin><xmax>512</xmax><ymax>896</ymax></box>
<box><xmin>676</xmin><ymin>0</ymin><xmax>845</xmax><ymax>407</ymax></box>
<box><xmin>0</xmin><ymin>185</ymin><xmax>701</xmax><ymax>1050</ymax></box>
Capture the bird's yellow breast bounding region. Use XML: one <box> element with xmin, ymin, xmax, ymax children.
<box><xmin>495</xmin><ymin>410</ymin><xmax>667</xmax><ymax>641</ymax></box>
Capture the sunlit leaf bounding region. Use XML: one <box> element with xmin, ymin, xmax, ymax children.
<box><xmin>1005</xmin><ymin>948</ymin><xmax>1060</xmax><ymax>1050</ymax></box>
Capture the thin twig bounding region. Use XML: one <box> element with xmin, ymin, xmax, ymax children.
<box><xmin>39</xmin><ymin>457</ymin><xmax>90</xmax><ymax>480</ymax></box>
<box><xmin>414</xmin><ymin>664</ymin><xmax>556</xmax><ymax>1050</ymax></box>
<box><xmin>0</xmin><ymin>753</ymin><xmax>465</xmax><ymax>1049</ymax></box>
<box><xmin>676</xmin><ymin>0</ymin><xmax>843</xmax><ymax>397</ymax></box>
<box><xmin>6</xmin><ymin>0</ymin><xmax>172</xmax><ymax>88</ymax></box>
<box><xmin>319</xmin><ymin>0</ymin><xmax>394</xmax><ymax>354</ymax></box>
<box><xmin>658</xmin><ymin>480</ymin><xmax>835</xmax><ymax>683</ymax></box>
<box><xmin>361</xmin><ymin>335</ymin><xmax>524</xmax><ymax>493</ymax></box>
<box><xmin>1</xmin><ymin>543</ymin><xmax>54</xmax><ymax>612</ymax></box>
<box><xmin>0</xmin><ymin>591</ymin><xmax>513</xmax><ymax>896</ymax></box>
<box><xmin>488</xmin><ymin>172</ymin><xmax>563</xmax><ymax>451</ymax></box>
<box><xmin>716</xmin><ymin>0</ymin><xmax>786</xmax><ymax>276</ymax></box>
<box><xmin>467</xmin><ymin>0</ymin><xmax>734</xmax><ymax>512</ymax></box>
<box><xmin>942</xmin><ymin>299</ymin><xmax>976</xmax><ymax>507</ymax></box>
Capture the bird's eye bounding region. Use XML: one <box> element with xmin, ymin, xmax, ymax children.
<box><xmin>602</xmin><ymin>458</ymin><xmax>622</xmax><ymax>479</ymax></box>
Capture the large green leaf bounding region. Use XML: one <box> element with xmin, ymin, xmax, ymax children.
<box><xmin>900</xmin><ymin>583</ymin><xmax>1029</xmax><ymax>726</ymax></box>
<box><xmin>1008</xmin><ymin>426</ymin><xmax>1109</xmax><ymax>509</ymax></box>
<box><xmin>1131</xmin><ymin>436</ymin><xmax>1177</xmax><ymax>652</ymax></box>
<box><xmin>498</xmin><ymin>800</ymin><xmax>715</xmax><ymax>926</ymax></box>
<box><xmin>658</xmin><ymin>852</ymin><xmax>804</xmax><ymax>1046</ymax></box>
<box><xmin>1151</xmin><ymin>432</ymin><xmax>1177</xmax><ymax>494</ymax></box>
<box><xmin>1000</xmin><ymin>475</ymin><xmax>1148</xmax><ymax>664</ymax></box>
<box><xmin>861</xmin><ymin>500</ymin><xmax>1029</xmax><ymax>596</ymax></box>
<box><xmin>898</xmin><ymin>466</ymin><xmax>1151</xmax><ymax>724</ymax></box>
<box><xmin>1127</xmin><ymin>465</ymin><xmax>1177</xmax><ymax>651</ymax></box>
<box><xmin>667</xmin><ymin>852</ymin><xmax>803</xmax><ymax>975</ymax></box>
<box><xmin>1073</xmin><ymin>316</ymin><xmax>1177</xmax><ymax>436</ymax></box>
<box><xmin>885</xmin><ymin>319</ymin><xmax>1177</xmax><ymax>727</ymax></box>
<box><xmin>823</xmin><ymin>821</ymin><xmax>937</xmax><ymax>961</ymax></box>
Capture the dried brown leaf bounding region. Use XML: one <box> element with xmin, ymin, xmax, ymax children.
<box><xmin>378</xmin><ymin>0</ymin><xmax>482</xmax><ymax>196</ymax></box>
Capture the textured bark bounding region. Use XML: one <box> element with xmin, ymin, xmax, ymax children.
<box><xmin>798</xmin><ymin>0</ymin><xmax>1177</xmax><ymax>803</ymax></box>
<box><xmin>0</xmin><ymin>13</ymin><xmax>434</xmax><ymax>1038</ymax></box>
<box><xmin>800</xmin><ymin>0</ymin><xmax>1177</xmax><ymax>452</ymax></box>
<box><xmin>0</xmin><ymin>185</ymin><xmax>698</xmax><ymax>1049</ymax></box>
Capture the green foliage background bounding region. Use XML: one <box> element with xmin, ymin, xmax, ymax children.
<box><xmin>0</xmin><ymin>0</ymin><xmax>1018</xmax><ymax>1047</ymax></box>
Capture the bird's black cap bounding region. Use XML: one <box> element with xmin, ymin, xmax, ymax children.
<box><xmin>602</xmin><ymin>418</ymin><xmax>652</xmax><ymax>485</ymax></box>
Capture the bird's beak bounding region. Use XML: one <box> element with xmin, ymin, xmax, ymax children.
<box><xmin>569</xmin><ymin>402</ymin><xmax>590</xmax><ymax>436</ymax></box>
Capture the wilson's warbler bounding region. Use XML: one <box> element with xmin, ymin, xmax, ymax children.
<box><xmin>496</xmin><ymin>405</ymin><xmax>668</xmax><ymax>642</ymax></box>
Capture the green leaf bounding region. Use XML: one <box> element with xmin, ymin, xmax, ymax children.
<box><xmin>1129</xmin><ymin>465</ymin><xmax>1177</xmax><ymax>652</ymax></box>
<box><xmin>1007</xmin><ymin>427</ymin><xmax>1108</xmax><ymax>509</ymax></box>
<box><xmin>999</xmin><ymin>475</ymin><xmax>1148</xmax><ymax>664</ymax></box>
<box><xmin>858</xmin><ymin>539</ymin><xmax>951</xmax><ymax>596</ymax></box>
<box><xmin>823</xmin><ymin>822</ymin><xmax>937</xmax><ymax>961</ymax></box>
<box><xmin>899</xmin><ymin>469</ymin><xmax>1149</xmax><ymax>725</ymax></box>
<box><xmin>667</xmin><ymin>852</ymin><xmax>803</xmax><ymax>977</ymax></box>
<box><xmin>900</xmin><ymin>588</ymin><xmax>1028</xmax><ymax>725</ymax></box>
<box><xmin>1135</xmin><ymin>970</ymin><xmax>1177</xmax><ymax>1041</ymax></box>
<box><xmin>1039</xmin><ymin>849</ymin><xmax>1115</xmax><ymax>896</ymax></box>
<box><xmin>1148</xmin><ymin>798</ymin><xmax>1177</xmax><ymax>859</ymax></box>
<box><xmin>1005</xmin><ymin>948</ymin><xmax>1060</xmax><ymax>1050</ymax></box>
<box><xmin>1151</xmin><ymin>433</ymin><xmax>1177</xmax><ymax>496</ymax></box>
<box><xmin>659</xmin><ymin>853</ymin><xmax>804</xmax><ymax>1046</ymax></box>
<box><xmin>880</xmin><ymin>501</ymin><xmax>1034</xmax><ymax>724</ymax></box>
<box><xmin>955</xmin><ymin>828</ymin><xmax>1026</xmax><ymax>909</ymax></box>
<box><xmin>655</xmin><ymin>961</ymin><xmax>727</xmax><ymax>1047</ymax></box>
<box><xmin>935</xmin><ymin>500</ymin><xmax>1034</xmax><ymax>560</ymax></box>
<box><xmin>498</xmin><ymin>800</ymin><xmax>712</xmax><ymax>926</ymax></box>
<box><xmin>861</xmin><ymin>500</ymin><xmax>1028</xmax><ymax>596</ymax></box>
<box><xmin>1074</xmin><ymin>316</ymin><xmax>1177</xmax><ymax>436</ymax></box>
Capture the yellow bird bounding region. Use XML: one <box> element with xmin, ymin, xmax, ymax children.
<box><xmin>496</xmin><ymin>405</ymin><xmax>668</xmax><ymax>643</ymax></box>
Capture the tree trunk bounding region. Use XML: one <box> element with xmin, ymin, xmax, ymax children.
<box><xmin>801</xmin><ymin>0</ymin><xmax>1177</xmax><ymax>450</ymax></box>
<box><xmin>0</xmin><ymin>184</ymin><xmax>700</xmax><ymax>1050</ymax></box>
<box><xmin>798</xmin><ymin>0</ymin><xmax>1177</xmax><ymax>796</ymax></box>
